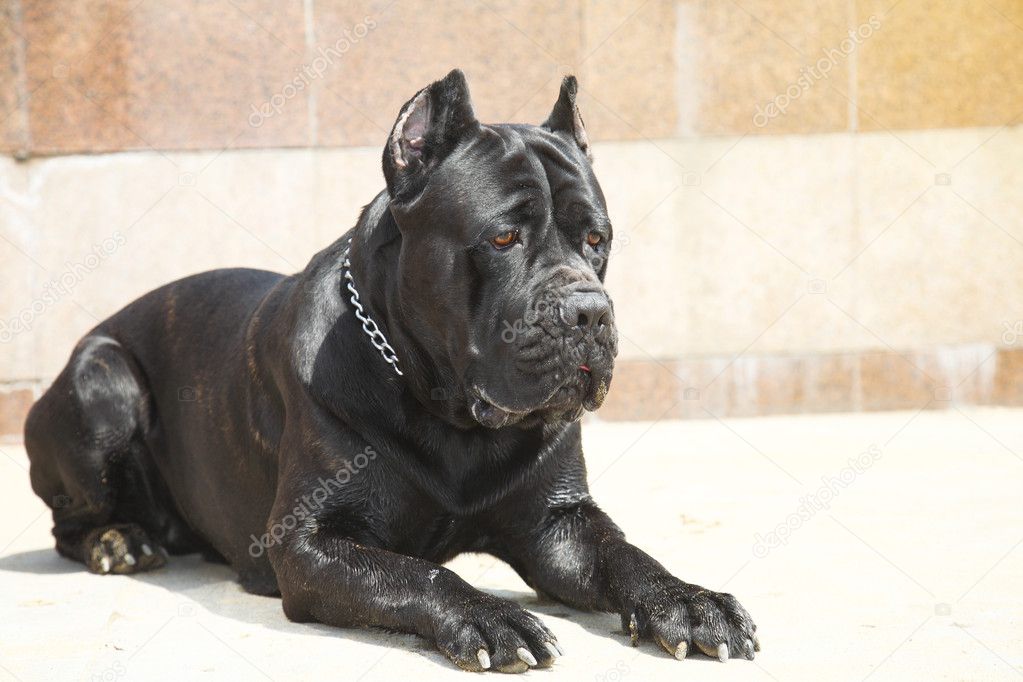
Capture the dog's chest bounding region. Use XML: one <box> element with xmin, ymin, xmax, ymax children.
<box><xmin>384</xmin><ymin>503</ymin><xmax>488</xmax><ymax>563</ymax></box>
<box><xmin>355</xmin><ymin>424</ymin><xmax>554</xmax><ymax>561</ymax></box>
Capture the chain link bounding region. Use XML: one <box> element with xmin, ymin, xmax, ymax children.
<box><xmin>342</xmin><ymin>242</ymin><xmax>404</xmax><ymax>376</ymax></box>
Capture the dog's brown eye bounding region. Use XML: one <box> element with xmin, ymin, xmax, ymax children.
<box><xmin>586</xmin><ymin>231</ymin><xmax>603</xmax><ymax>247</ymax></box>
<box><xmin>491</xmin><ymin>230</ymin><xmax>518</xmax><ymax>248</ymax></box>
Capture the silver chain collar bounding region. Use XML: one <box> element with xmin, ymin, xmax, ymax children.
<box><xmin>341</xmin><ymin>241</ymin><xmax>404</xmax><ymax>376</ymax></box>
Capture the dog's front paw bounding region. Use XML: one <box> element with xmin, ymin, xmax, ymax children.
<box><xmin>433</xmin><ymin>592</ymin><xmax>562</xmax><ymax>673</ymax></box>
<box><xmin>621</xmin><ymin>580</ymin><xmax>759</xmax><ymax>662</ymax></box>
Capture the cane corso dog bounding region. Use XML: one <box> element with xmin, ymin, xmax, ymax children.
<box><xmin>25</xmin><ymin>70</ymin><xmax>758</xmax><ymax>672</ymax></box>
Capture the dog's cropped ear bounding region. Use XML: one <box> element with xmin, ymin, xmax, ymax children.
<box><xmin>382</xmin><ymin>69</ymin><xmax>478</xmax><ymax>200</ymax></box>
<box><xmin>543</xmin><ymin>75</ymin><xmax>591</xmax><ymax>161</ymax></box>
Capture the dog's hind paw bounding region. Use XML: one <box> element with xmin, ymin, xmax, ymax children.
<box><xmin>84</xmin><ymin>524</ymin><xmax>167</xmax><ymax>575</ymax></box>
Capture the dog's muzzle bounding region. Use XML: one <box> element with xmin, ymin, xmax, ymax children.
<box><xmin>470</xmin><ymin>283</ymin><xmax>618</xmax><ymax>428</ymax></box>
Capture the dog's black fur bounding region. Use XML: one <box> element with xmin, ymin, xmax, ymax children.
<box><xmin>25</xmin><ymin>71</ymin><xmax>757</xmax><ymax>672</ymax></box>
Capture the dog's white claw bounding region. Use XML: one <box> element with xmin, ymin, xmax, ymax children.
<box><xmin>544</xmin><ymin>641</ymin><xmax>562</xmax><ymax>658</ymax></box>
<box><xmin>123</xmin><ymin>553</ymin><xmax>136</xmax><ymax>567</ymax></box>
<box><xmin>477</xmin><ymin>649</ymin><xmax>491</xmax><ymax>670</ymax></box>
<box><xmin>627</xmin><ymin>613</ymin><xmax>639</xmax><ymax>645</ymax></box>
<box><xmin>675</xmin><ymin>641</ymin><xmax>688</xmax><ymax>661</ymax></box>
<box><xmin>141</xmin><ymin>544</ymin><xmax>153</xmax><ymax>556</ymax></box>
<box><xmin>99</xmin><ymin>556</ymin><xmax>111</xmax><ymax>573</ymax></box>
<box><xmin>717</xmin><ymin>643</ymin><xmax>729</xmax><ymax>662</ymax></box>
<box><xmin>516</xmin><ymin>647</ymin><xmax>537</xmax><ymax>666</ymax></box>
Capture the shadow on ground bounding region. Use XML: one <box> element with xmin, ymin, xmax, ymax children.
<box><xmin>0</xmin><ymin>547</ymin><xmax>695</xmax><ymax>670</ymax></box>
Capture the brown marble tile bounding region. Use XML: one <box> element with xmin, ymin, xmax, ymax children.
<box><xmin>314</xmin><ymin>0</ymin><xmax>583</xmax><ymax>148</ymax></box>
<box><xmin>856</xmin><ymin>0</ymin><xmax>1023</xmax><ymax>131</ymax></box>
<box><xmin>993</xmin><ymin>347</ymin><xmax>1023</xmax><ymax>406</ymax></box>
<box><xmin>600</xmin><ymin>349</ymin><xmax>993</xmax><ymax>421</ymax></box>
<box><xmin>707</xmin><ymin>345</ymin><xmax>1020</xmax><ymax>419</ymax></box>
<box><xmin>24</xmin><ymin>0</ymin><xmax>310</xmax><ymax>154</ymax></box>
<box><xmin>0</xmin><ymin>387</ymin><xmax>34</xmax><ymax>438</ymax></box>
<box><xmin>0</xmin><ymin>1</ymin><xmax>26</xmax><ymax>153</ymax></box>
<box><xmin>705</xmin><ymin>357</ymin><xmax>795</xmax><ymax>418</ymax></box>
<box><xmin>703</xmin><ymin>354</ymin><xmax>858</xmax><ymax>418</ymax></box>
<box><xmin>855</xmin><ymin>351</ymin><xmax>936</xmax><ymax>412</ymax></box>
<box><xmin>595</xmin><ymin>358</ymin><xmax>686</xmax><ymax>421</ymax></box>
<box><xmin>675</xmin><ymin>0</ymin><xmax>852</xmax><ymax>135</ymax></box>
<box><xmin>603</xmin><ymin>353</ymin><xmax>854</xmax><ymax>421</ymax></box>
<box><xmin>916</xmin><ymin>345</ymin><xmax>1004</xmax><ymax>406</ymax></box>
<box><xmin>801</xmin><ymin>352</ymin><xmax>859</xmax><ymax>413</ymax></box>
<box><xmin>576</xmin><ymin>0</ymin><xmax>677</xmax><ymax>140</ymax></box>
<box><xmin>5</xmin><ymin>346</ymin><xmax>1023</xmax><ymax>435</ymax></box>
<box><xmin>681</xmin><ymin>357</ymin><xmax>735</xmax><ymax>419</ymax></box>
<box><xmin>696</xmin><ymin>359</ymin><xmax>740</xmax><ymax>418</ymax></box>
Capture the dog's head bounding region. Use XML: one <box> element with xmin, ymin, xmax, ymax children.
<box><xmin>382</xmin><ymin>69</ymin><xmax>617</xmax><ymax>429</ymax></box>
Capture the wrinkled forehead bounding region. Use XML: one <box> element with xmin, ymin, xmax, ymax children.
<box><xmin>424</xmin><ymin>124</ymin><xmax>607</xmax><ymax>231</ymax></box>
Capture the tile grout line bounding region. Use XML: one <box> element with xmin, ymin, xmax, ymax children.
<box><xmin>848</xmin><ymin>0</ymin><xmax>859</xmax><ymax>133</ymax></box>
<box><xmin>10</xmin><ymin>0</ymin><xmax>30</xmax><ymax>158</ymax></box>
<box><xmin>303</xmin><ymin>0</ymin><xmax>319</xmax><ymax>147</ymax></box>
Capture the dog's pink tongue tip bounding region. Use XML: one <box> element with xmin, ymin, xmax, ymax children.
<box><xmin>579</xmin><ymin>364</ymin><xmax>591</xmax><ymax>373</ymax></box>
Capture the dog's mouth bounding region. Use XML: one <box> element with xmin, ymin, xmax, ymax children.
<box><xmin>469</xmin><ymin>391</ymin><xmax>523</xmax><ymax>429</ymax></box>
<box><xmin>469</xmin><ymin>362</ymin><xmax>611</xmax><ymax>429</ymax></box>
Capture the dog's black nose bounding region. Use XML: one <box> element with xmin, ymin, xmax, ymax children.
<box><xmin>561</xmin><ymin>291</ymin><xmax>611</xmax><ymax>332</ymax></box>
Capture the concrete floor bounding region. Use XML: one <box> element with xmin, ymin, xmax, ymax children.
<box><xmin>1</xmin><ymin>409</ymin><xmax>1021</xmax><ymax>681</ymax></box>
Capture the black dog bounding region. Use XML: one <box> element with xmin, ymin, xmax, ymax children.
<box><xmin>25</xmin><ymin>70</ymin><xmax>757</xmax><ymax>673</ymax></box>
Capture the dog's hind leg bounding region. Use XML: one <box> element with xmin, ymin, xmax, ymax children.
<box><xmin>25</xmin><ymin>335</ymin><xmax>167</xmax><ymax>574</ymax></box>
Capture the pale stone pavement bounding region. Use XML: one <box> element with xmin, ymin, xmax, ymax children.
<box><xmin>2</xmin><ymin>409</ymin><xmax>1021</xmax><ymax>681</ymax></box>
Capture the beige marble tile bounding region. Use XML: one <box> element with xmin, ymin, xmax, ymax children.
<box><xmin>309</xmin><ymin>146</ymin><xmax>387</xmax><ymax>249</ymax></box>
<box><xmin>602</xmin><ymin>132</ymin><xmax>867</xmax><ymax>359</ymax></box>
<box><xmin>0</xmin><ymin>158</ymin><xmax>41</xmax><ymax>381</ymax></box>
<box><xmin>847</xmin><ymin>127</ymin><xmax>1023</xmax><ymax>352</ymax></box>
<box><xmin>594</xmin><ymin>139</ymin><xmax>701</xmax><ymax>359</ymax></box>
<box><xmin>8</xmin><ymin>124</ymin><xmax>1023</xmax><ymax>390</ymax></box>
<box><xmin>23</xmin><ymin>149</ymin><xmax>332</xmax><ymax>378</ymax></box>
<box><xmin>11</xmin><ymin>146</ymin><xmax>387</xmax><ymax>380</ymax></box>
